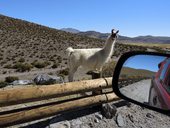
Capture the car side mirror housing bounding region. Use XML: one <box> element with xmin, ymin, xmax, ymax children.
<box><xmin>112</xmin><ymin>51</ymin><xmax>170</xmax><ymax>115</ymax></box>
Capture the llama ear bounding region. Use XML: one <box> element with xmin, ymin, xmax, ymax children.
<box><xmin>116</xmin><ymin>30</ymin><xmax>119</xmax><ymax>34</ymax></box>
<box><xmin>111</xmin><ymin>29</ymin><xmax>115</xmax><ymax>34</ymax></box>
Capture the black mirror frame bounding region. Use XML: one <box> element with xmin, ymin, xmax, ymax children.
<box><xmin>112</xmin><ymin>51</ymin><xmax>170</xmax><ymax>115</ymax></box>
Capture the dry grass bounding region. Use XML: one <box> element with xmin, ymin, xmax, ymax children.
<box><xmin>102</xmin><ymin>61</ymin><xmax>155</xmax><ymax>79</ymax></box>
<box><xmin>124</xmin><ymin>42</ymin><xmax>170</xmax><ymax>48</ymax></box>
<box><xmin>119</xmin><ymin>67</ymin><xmax>155</xmax><ymax>79</ymax></box>
<box><xmin>0</xmin><ymin>14</ymin><xmax>104</xmax><ymax>74</ymax></box>
<box><xmin>0</xmin><ymin>14</ymin><xmax>167</xmax><ymax>82</ymax></box>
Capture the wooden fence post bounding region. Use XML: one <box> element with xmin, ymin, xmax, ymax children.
<box><xmin>88</xmin><ymin>71</ymin><xmax>103</xmax><ymax>110</ymax></box>
<box><xmin>91</xmin><ymin>71</ymin><xmax>102</xmax><ymax>95</ymax></box>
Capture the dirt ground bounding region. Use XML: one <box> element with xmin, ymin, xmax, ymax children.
<box><xmin>1</xmin><ymin>68</ymin><xmax>170</xmax><ymax>128</ymax></box>
<box><xmin>8</xmin><ymin>101</ymin><xmax>170</xmax><ymax>128</ymax></box>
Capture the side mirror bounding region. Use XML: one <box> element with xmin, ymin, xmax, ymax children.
<box><xmin>112</xmin><ymin>51</ymin><xmax>170</xmax><ymax>115</ymax></box>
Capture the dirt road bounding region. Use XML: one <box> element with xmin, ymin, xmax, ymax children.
<box><xmin>120</xmin><ymin>79</ymin><xmax>151</xmax><ymax>103</ymax></box>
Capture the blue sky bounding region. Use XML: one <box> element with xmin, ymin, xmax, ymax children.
<box><xmin>0</xmin><ymin>0</ymin><xmax>170</xmax><ymax>37</ymax></box>
<box><xmin>124</xmin><ymin>55</ymin><xmax>166</xmax><ymax>72</ymax></box>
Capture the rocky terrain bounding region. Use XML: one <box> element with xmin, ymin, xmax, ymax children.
<box><xmin>8</xmin><ymin>102</ymin><xmax>170</xmax><ymax>128</ymax></box>
<box><xmin>7</xmin><ymin>80</ymin><xmax>169</xmax><ymax>128</ymax></box>
<box><xmin>0</xmin><ymin>14</ymin><xmax>152</xmax><ymax>82</ymax></box>
<box><xmin>45</xmin><ymin>103</ymin><xmax>170</xmax><ymax>128</ymax></box>
<box><xmin>0</xmin><ymin>14</ymin><xmax>170</xmax><ymax>128</ymax></box>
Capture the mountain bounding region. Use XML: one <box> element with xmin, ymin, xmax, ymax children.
<box><xmin>61</xmin><ymin>28</ymin><xmax>170</xmax><ymax>44</ymax></box>
<box><xmin>131</xmin><ymin>35</ymin><xmax>170</xmax><ymax>44</ymax></box>
<box><xmin>61</xmin><ymin>28</ymin><xmax>80</xmax><ymax>33</ymax></box>
<box><xmin>120</xmin><ymin>66</ymin><xmax>156</xmax><ymax>78</ymax></box>
<box><xmin>80</xmin><ymin>32</ymin><xmax>170</xmax><ymax>44</ymax></box>
<box><xmin>78</xmin><ymin>31</ymin><xmax>109</xmax><ymax>40</ymax></box>
<box><xmin>0</xmin><ymin>14</ymin><xmax>103</xmax><ymax>70</ymax></box>
<box><xmin>0</xmin><ymin>14</ymin><xmax>167</xmax><ymax>72</ymax></box>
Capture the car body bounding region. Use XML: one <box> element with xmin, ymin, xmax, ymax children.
<box><xmin>149</xmin><ymin>57</ymin><xmax>170</xmax><ymax>109</ymax></box>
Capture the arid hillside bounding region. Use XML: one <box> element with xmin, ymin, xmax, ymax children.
<box><xmin>0</xmin><ymin>14</ymin><xmax>104</xmax><ymax>69</ymax></box>
<box><xmin>0</xmin><ymin>14</ymin><xmax>150</xmax><ymax>74</ymax></box>
<box><xmin>1</xmin><ymin>15</ymin><xmax>170</xmax><ymax>128</ymax></box>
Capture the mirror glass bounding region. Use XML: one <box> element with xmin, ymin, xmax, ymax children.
<box><xmin>118</xmin><ymin>55</ymin><xmax>170</xmax><ymax>110</ymax></box>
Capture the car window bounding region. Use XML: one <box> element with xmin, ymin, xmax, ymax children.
<box><xmin>160</xmin><ymin>58</ymin><xmax>170</xmax><ymax>94</ymax></box>
<box><xmin>159</xmin><ymin>58</ymin><xmax>170</xmax><ymax>81</ymax></box>
<box><xmin>164</xmin><ymin>70</ymin><xmax>170</xmax><ymax>94</ymax></box>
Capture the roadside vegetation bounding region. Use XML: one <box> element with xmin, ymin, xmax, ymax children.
<box><xmin>0</xmin><ymin>14</ymin><xmax>167</xmax><ymax>83</ymax></box>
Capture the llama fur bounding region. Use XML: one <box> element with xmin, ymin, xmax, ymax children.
<box><xmin>66</xmin><ymin>29</ymin><xmax>119</xmax><ymax>82</ymax></box>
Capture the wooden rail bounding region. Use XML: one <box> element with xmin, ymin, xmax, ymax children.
<box><xmin>0</xmin><ymin>77</ymin><xmax>112</xmax><ymax>107</ymax></box>
<box><xmin>0</xmin><ymin>92</ymin><xmax>119</xmax><ymax>127</ymax></box>
<box><xmin>0</xmin><ymin>77</ymin><xmax>145</xmax><ymax>127</ymax></box>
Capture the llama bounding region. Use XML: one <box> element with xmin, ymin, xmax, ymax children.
<box><xmin>66</xmin><ymin>29</ymin><xmax>119</xmax><ymax>82</ymax></box>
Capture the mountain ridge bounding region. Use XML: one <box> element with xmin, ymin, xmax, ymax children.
<box><xmin>61</xmin><ymin>28</ymin><xmax>170</xmax><ymax>44</ymax></box>
<box><xmin>0</xmin><ymin>14</ymin><xmax>163</xmax><ymax>77</ymax></box>
<box><xmin>60</xmin><ymin>28</ymin><xmax>80</xmax><ymax>33</ymax></box>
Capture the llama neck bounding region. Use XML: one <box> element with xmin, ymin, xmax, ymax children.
<box><xmin>102</xmin><ymin>36</ymin><xmax>116</xmax><ymax>56</ymax></box>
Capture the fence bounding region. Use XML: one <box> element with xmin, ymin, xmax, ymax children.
<box><xmin>0</xmin><ymin>76</ymin><xmax>147</xmax><ymax>127</ymax></box>
<box><xmin>0</xmin><ymin>77</ymin><xmax>112</xmax><ymax>106</ymax></box>
<box><xmin>0</xmin><ymin>77</ymin><xmax>120</xmax><ymax>127</ymax></box>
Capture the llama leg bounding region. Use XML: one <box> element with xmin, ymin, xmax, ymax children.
<box><xmin>68</xmin><ymin>72</ymin><xmax>73</xmax><ymax>82</ymax></box>
<box><xmin>67</xmin><ymin>54</ymin><xmax>78</xmax><ymax>82</ymax></box>
<box><xmin>68</xmin><ymin>66</ymin><xmax>78</xmax><ymax>82</ymax></box>
<box><xmin>99</xmin><ymin>67</ymin><xmax>103</xmax><ymax>78</ymax></box>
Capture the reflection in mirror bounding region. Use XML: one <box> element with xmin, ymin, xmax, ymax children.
<box><xmin>118</xmin><ymin>55</ymin><xmax>170</xmax><ymax>110</ymax></box>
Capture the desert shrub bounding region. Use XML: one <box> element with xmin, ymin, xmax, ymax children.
<box><xmin>32</xmin><ymin>60</ymin><xmax>51</xmax><ymax>68</ymax></box>
<box><xmin>4</xmin><ymin>64</ymin><xmax>12</xmax><ymax>69</ymax></box>
<box><xmin>18</xmin><ymin>58</ymin><xmax>25</xmax><ymax>63</ymax></box>
<box><xmin>58</xmin><ymin>68</ymin><xmax>69</xmax><ymax>76</ymax></box>
<box><xmin>102</xmin><ymin>61</ymin><xmax>117</xmax><ymax>77</ymax></box>
<box><xmin>48</xmin><ymin>72</ymin><xmax>53</xmax><ymax>75</ymax></box>
<box><xmin>63</xmin><ymin>58</ymin><xmax>67</xmax><ymax>60</ymax></box>
<box><xmin>13</xmin><ymin>62</ymin><xmax>22</xmax><ymax>69</ymax></box>
<box><xmin>1</xmin><ymin>61</ymin><xmax>7</xmax><ymax>65</ymax></box>
<box><xmin>20</xmin><ymin>63</ymin><xmax>33</xmax><ymax>72</ymax></box>
<box><xmin>44</xmin><ymin>61</ymin><xmax>51</xmax><ymax>66</ymax></box>
<box><xmin>5</xmin><ymin>76</ymin><xmax>19</xmax><ymax>83</ymax></box>
<box><xmin>2</xmin><ymin>71</ymin><xmax>7</xmax><ymax>74</ymax></box>
<box><xmin>49</xmin><ymin>57</ymin><xmax>56</xmax><ymax>62</ymax></box>
<box><xmin>31</xmin><ymin>60</ymin><xmax>37</xmax><ymax>65</ymax></box>
<box><xmin>0</xmin><ymin>81</ymin><xmax>8</xmax><ymax>88</ymax></box>
<box><xmin>57</xmin><ymin>56</ymin><xmax>62</xmax><ymax>63</ymax></box>
<box><xmin>13</xmin><ymin>63</ymin><xmax>33</xmax><ymax>72</ymax></box>
<box><xmin>51</xmin><ymin>63</ymin><xmax>59</xmax><ymax>68</ymax></box>
<box><xmin>32</xmin><ymin>61</ymin><xmax>46</xmax><ymax>68</ymax></box>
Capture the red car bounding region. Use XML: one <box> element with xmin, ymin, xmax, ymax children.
<box><xmin>149</xmin><ymin>57</ymin><xmax>170</xmax><ymax>109</ymax></box>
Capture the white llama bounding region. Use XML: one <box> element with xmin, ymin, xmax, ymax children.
<box><xmin>66</xmin><ymin>29</ymin><xmax>119</xmax><ymax>82</ymax></box>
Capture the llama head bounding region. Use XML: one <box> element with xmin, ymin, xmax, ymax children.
<box><xmin>111</xmin><ymin>29</ymin><xmax>119</xmax><ymax>39</ymax></box>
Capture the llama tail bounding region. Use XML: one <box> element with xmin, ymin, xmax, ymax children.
<box><xmin>66</xmin><ymin>47</ymin><xmax>74</xmax><ymax>56</ymax></box>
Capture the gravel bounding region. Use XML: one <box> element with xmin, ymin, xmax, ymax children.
<box><xmin>12</xmin><ymin>102</ymin><xmax>170</xmax><ymax>128</ymax></box>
